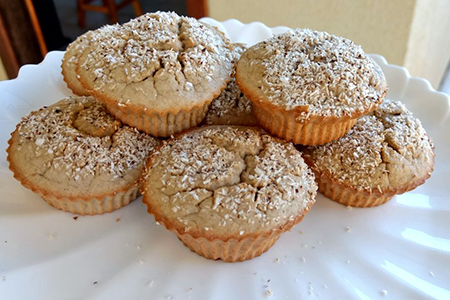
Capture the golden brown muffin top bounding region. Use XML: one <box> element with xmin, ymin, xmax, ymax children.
<box><xmin>236</xmin><ymin>29</ymin><xmax>388</xmax><ymax>120</ymax></box>
<box><xmin>8</xmin><ymin>96</ymin><xmax>159</xmax><ymax>197</ymax></box>
<box><xmin>76</xmin><ymin>12</ymin><xmax>233</xmax><ymax>112</ymax></box>
<box><xmin>204</xmin><ymin>43</ymin><xmax>257</xmax><ymax>126</ymax></box>
<box><xmin>142</xmin><ymin>126</ymin><xmax>317</xmax><ymax>239</ymax></box>
<box><xmin>302</xmin><ymin>99</ymin><xmax>434</xmax><ymax>192</ymax></box>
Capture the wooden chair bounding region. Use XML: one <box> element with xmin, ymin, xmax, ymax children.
<box><xmin>0</xmin><ymin>0</ymin><xmax>46</xmax><ymax>79</ymax></box>
<box><xmin>77</xmin><ymin>0</ymin><xmax>143</xmax><ymax>27</ymax></box>
<box><xmin>186</xmin><ymin>0</ymin><xmax>208</xmax><ymax>19</ymax></box>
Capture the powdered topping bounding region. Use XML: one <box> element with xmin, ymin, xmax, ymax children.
<box><xmin>77</xmin><ymin>12</ymin><xmax>233</xmax><ymax>110</ymax></box>
<box><xmin>304</xmin><ymin>99</ymin><xmax>434</xmax><ymax>192</ymax></box>
<box><xmin>237</xmin><ymin>29</ymin><xmax>387</xmax><ymax>119</ymax></box>
<box><xmin>62</xmin><ymin>24</ymin><xmax>121</xmax><ymax>95</ymax></box>
<box><xmin>205</xmin><ymin>81</ymin><xmax>254</xmax><ymax>125</ymax></box>
<box><xmin>143</xmin><ymin>126</ymin><xmax>317</xmax><ymax>236</ymax></box>
<box><xmin>205</xmin><ymin>43</ymin><xmax>256</xmax><ymax>126</ymax></box>
<box><xmin>65</xmin><ymin>24</ymin><xmax>121</xmax><ymax>66</ymax></box>
<box><xmin>68</xmin><ymin>24</ymin><xmax>120</xmax><ymax>53</ymax></box>
<box><xmin>16</xmin><ymin>96</ymin><xmax>159</xmax><ymax>179</ymax></box>
<box><xmin>227</xmin><ymin>43</ymin><xmax>248</xmax><ymax>69</ymax></box>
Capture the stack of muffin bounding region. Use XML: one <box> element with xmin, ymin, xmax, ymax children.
<box><xmin>7</xmin><ymin>12</ymin><xmax>435</xmax><ymax>262</ymax></box>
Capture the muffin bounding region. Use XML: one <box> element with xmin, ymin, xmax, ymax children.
<box><xmin>236</xmin><ymin>29</ymin><xmax>388</xmax><ymax>145</ymax></box>
<box><xmin>141</xmin><ymin>126</ymin><xmax>317</xmax><ymax>262</ymax></box>
<box><xmin>204</xmin><ymin>43</ymin><xmax>257</xmax><ymax>126</ymax></box>
<box><xmin>76</xmin><ymin>12</ymin><xmax>234</xmax><ymax>137</ymax></box>
<box><xmin>302</xmin><ymin>99</ymin><xmax>435</xmax><ymax>207</ymax></box>
<box><xmin>61</xmin><ymin>25</ymin><xmax>119</xmax><ymax>96</ymax></box>
<box><xmin>7</xmin><ymin>96</ymin><xmax>160</xmax><ymax>215</ymax></box>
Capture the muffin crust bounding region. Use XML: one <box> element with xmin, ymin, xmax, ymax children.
<box><xmin>7</xmin><ymin>96</ymin><xmax>159</xmax><ymax>213</ymax></box>
<box><xmin>204</xmin><ymin>43</ymin><xmax>257</xmax><ymax>126</ymax></box>
<box><xmin>302</xmin><ymin>99</ymin><xmax>435</xmax><ymax>206</ymax></box>
<box><xmin>61</xmin><ymin>25</ymin><xmax>119</xmax><ymax>96</ymax></box>
<box><xmin>76</xmin><ymin>12</ymin><xmax>234</xmax><ymax>113</ymax></box>
<box><xmin>236</xmin><ymin>29</ymin><xmax>387</xmax><ymax>121</ymax></box>
<box><xmin>142</xmin><ymin>126</ymin><xmax>317</xmax><ymax>239</ymax></box>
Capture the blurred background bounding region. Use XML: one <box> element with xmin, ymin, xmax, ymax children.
<box><xmin>0</xmin><ymin>0</ymin><xmax>449</xmax><ymax>94</ymax></box>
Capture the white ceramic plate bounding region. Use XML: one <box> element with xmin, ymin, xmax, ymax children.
<box><xmin>1</xmin><ymin>19</ymin><xmax>449</xmax><ymax>300</ymax></box>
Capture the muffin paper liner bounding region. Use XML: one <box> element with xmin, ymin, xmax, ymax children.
<box><xmin>252</xmin><ymin>103</ymin><xmax>358</xmax><ymax>145</ymax></box>
<box><xmin>106</xmin><ymin>103</ymin><xmax>209</xmax><ymax>137</ymax></box>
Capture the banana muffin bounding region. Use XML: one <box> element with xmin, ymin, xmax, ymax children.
<box><xmin>302</xmin><ymin>99</ymin><xmax>435</xmax><ymax>207</ymax></box>
<box><xmin>76</xmin><ymin>12</ymin><xmax>234</xmax><ymax>137</ymax></box>
<box><xmin>141</xmin><ymin>126</ymin><xmax>317</xmax><ymax>262</ymax></box>
<box><xmin>236</xmin><ymin>29</ymin><xmax>388</xmax><ymax>145</ymax></box>
<box><xmin>7</xmin><ymin>96</ymin><xmax>159</xmax><ymax>215</ymax></box>
<box><xmin>204</xmin><ymin>43</ymin><xmax>257</xmax><ymax>126</ymax></box>
<box><xmin>61</xmin><ymin>25</ymin><xmax>119</xmax><ymax>96</ymax></box>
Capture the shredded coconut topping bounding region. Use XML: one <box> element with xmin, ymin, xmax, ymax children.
<box><xmin>16</xmin><ymin>96</ymin><xmax>159</xmax><ymax>179</ymax></box>
<box><xmin>143</xmin><ymin>126</ymin><xmax>317</xmax><ymax>235</ymax></box>
<box><xmin>66</xmin><ymin>24</ymin><xmax>120</xmax><ymax>63</ymax></box>
<box><xmin>205</xmin><ymin>43</ymin><xmax>256</xmax><ymax>125</ymax></box>
<box><xmin>238</xmin><ymin>29</ymin><xmax>387</xmax><ymax>119</ymax></box>
<box><xmin>62</xmin><ymin>24</ymin><xmax>121</xmax><ymax>95</ymax></box>
<box><xmin>303</xmin><ymin>99</ymin><xmax>434</xmax><ymax>191</ymax></box>
<box><xmin>77</xmin><ymin>12</ymin><xmax>233</xmax><ymax>109</ymax></box>
<box><xmin>205</xmin><ymin>81</ymin><xmax>254</xmax><ymax>124</ymax></box>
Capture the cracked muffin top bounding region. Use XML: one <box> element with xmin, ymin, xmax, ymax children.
<box><xmin>7</xmin><ymin>96</ymin><xmax>159</xmax><ymax>198</ymax></box>
<box><xmin>236</xmin><ymin>29</ymin><xmax>387</xmax><ymax>121</ymax></box>
<box><xmin>76</xmin><ymin>12</ymin><xmax>233</xmax><ymax>113</ymax></box>
<box><xmin>302</xmin><ymin>99</ymin><xmax>435</xmax><ymax>193</ymax></box>
<box><xmin>204</xmin><ymin>43</ymin><xmax>257</xmax><ymax>126</ymax></box>
<box><xmin>141</xmin><ymin>126</ymin><xmax>317</xmax><ymax>239</ymax></box>
<box><xmin>62</xmin><ymin>24</ymin><xmax>120</xmax><ymax>96</ymax></box>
